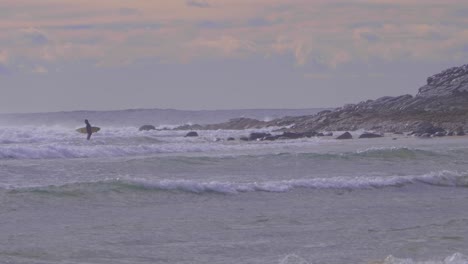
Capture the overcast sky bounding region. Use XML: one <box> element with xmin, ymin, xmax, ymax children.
<box><xmin>0</xmin><ymin>0</ymin><xmax>467</xmax><ymax>113</ymax></box>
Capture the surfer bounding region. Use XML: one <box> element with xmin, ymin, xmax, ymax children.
<box><xmin>85</xmin><ymin>119</ymin><xmax>92</xmax><ymax>140</ymax></box>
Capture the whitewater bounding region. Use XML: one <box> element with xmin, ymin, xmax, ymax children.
<box><xmin>1</xmin><ymin>108</ymin><xmax>468</xmax><ymax>264</ymax></box>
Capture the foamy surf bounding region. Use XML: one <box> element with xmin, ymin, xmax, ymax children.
<box><xmin>2</xmin><ymin>109</ymin><xmax>468</xmax><ymax>264</ymax></box>
<box><xmin>4</xmin><ymin>170</ymin><xmax>467</xmax><ymax>195</ymax></box>
<box><xmin>0</xmin><ymin>143</ymin><xmax>454</xmax><ymax>160</ymax></box>
<box><xmin>375</xmin><ymin>253</ymin><xmax>468</xmax><ymax>264</ymax></box>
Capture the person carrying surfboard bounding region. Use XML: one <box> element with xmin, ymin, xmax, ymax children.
<box><xmin>85</xmin><ymin>119</ymin><xmax>93</xmax><ymax>140</ymax></box>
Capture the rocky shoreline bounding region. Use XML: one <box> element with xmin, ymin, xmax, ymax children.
<box><xmin>172</xmin><ymin>64</ymin><xmax>468</xmax><ymax>140</ymax></box>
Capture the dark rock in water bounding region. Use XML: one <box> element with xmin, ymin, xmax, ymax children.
<box><xmin>455</xmin><ymin>127</ymin><xmax>465</xmax><ymax>136</ymax></box>
<box><xmin>411</xmin><ymin>122</ymin><xmax>445</xmax><ymax>135</ymax></box>
<box><xmin>316</xmin><ymin>132</ymin><xmax>325</xmax><ymax>137</ymax></box>
<box><xmin>433</xmin><ymin>131</ymin><xmax>446</xmax><ymax>137</ymax></box>
<box><xmin>261</xmin><ymin>130</ymin><xmax>319</xmax><ymax>140</ymax></box>
<box><xmin>279</xmin><ymin>132</ymin><xmax>303</xmax><ymax>139</ymax></box>
<box><xmin>336</xmin><ymin>132</ymin><xmax>352</xmax><ymax>139</ymax></box>
<box><xmin>261</xmin><ymin>135</ymin><xmax>277</xmax><ymax>141</ymax></box>
<box><xmin>447</xmin><ymin>127</ymin><xmax>465</xmax><ymax>136</ymax></box>
<box><xmin>227</xmin><ymin>137</ymin><xmax>235</xmax><ymax>141</ymax></box>
<box><xmin>240</xmin><ymin>136</ymin><xmax>249</xmax><ymax>141</ymax></box>
<box><xmin>303</xmin><ymin>131</ymin><xmax>318</xmax><ymax>137</ymax></box>
<box><xmin>277</xmin><ymin>131</ymin><xmax>318</xmax><ymax>139</ymax></box>
<box><xmin>139</xmin><ymin>125</ymin><xmax>156</xmax><ymax>131</ymax></box>
<box><xmin>359</xmin><ymin>132</ymin><xmax>383</xmax><ymax>139</ymax></box>
<box><xmin>249</xmin><ymin>132</ymin><xmax>271</xmax><ymax>141</ymax></box>
<box><xmin>185</xmin><ymin>131</ymin><xmax>199</xmax><ymax>137</ymax></box>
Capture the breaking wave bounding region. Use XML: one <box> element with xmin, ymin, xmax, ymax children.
<box><xmin>0</xmin><ymin>143</ymin><xmax>212</xmax><ymax>159</ymax></box>
<box><xmin>3</xmin><ymin>170</ymin><xmax>467</xmax><ymax>195</ymax></box>
<box><xmin>379</xmin><ymin>252</ymin><xmax>468</xmax><ymax>264</ymax></box>
<box><xmin>0</xmin><ymin>144</ymin><xmax>452</xmax><ymax>160</ymax></box>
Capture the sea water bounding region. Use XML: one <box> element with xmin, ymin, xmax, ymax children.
<box><xmin>1</xmin><ymin>109</ymin><xmax>468</xmax><ymax>264</ymax></box>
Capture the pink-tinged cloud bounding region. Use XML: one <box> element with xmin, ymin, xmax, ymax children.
<box><xmin>0</xmin><ymin>0</ymin><xmax>467</xmax><ymax>69</ymax></box>
<box><xmin>0</xmin><ymin>50</ymin><xmax>8</xmax><ymax>64</ymax></box>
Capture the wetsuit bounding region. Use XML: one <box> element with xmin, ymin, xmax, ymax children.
<box><xmin>85</xmin><ymin>120</ymin><xmax>92</xmax><ymax>140</ymax></box>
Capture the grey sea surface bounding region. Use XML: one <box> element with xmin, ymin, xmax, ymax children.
<box><xmin>1</xmin><ymin>109</ymin><xmax>468</xmax><ymax>264</ymax></box>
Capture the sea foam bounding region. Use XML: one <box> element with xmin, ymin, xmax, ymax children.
<box><xmin>4</xmin><ymin>170</ymin><xmax>467</xmax><ymax>195</ymax></box>
<box><xmin>381</xmin><ymin>253</ymin><xmax>468</xmax><ymax>264</ymax></box>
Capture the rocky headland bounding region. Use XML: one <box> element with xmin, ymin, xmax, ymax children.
<box><xmin>176</xmin><ymin>64</ymin><xmax>468</xmax><ymax>138</ymax></box>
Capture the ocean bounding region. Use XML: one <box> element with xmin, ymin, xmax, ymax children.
<box><xmin>0</xmin><ymin>108</ymin><xmax>467</xmax><ymax>264</ymax></box>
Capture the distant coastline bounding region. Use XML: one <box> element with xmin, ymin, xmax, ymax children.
<box><xmin>0</xmin><ymin>108</ymin><xmax>328</xmax><ymax>127</ymax></box>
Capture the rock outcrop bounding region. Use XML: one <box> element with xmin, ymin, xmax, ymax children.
<box><xmin>418</xmin><ymin>64</ymin><xmax>468</xmax><ymax>97</ymax></box>
<box><xmin>336</xmin><ymin>132</ymin><xmax>352</xmax><ymax>140</ymax></box>
<box><xmin>185</xmin><ymin>131</ymin><xmax>199</xmax><ymax>137</ymax></box>
<box><xmin>175</xmin><ymin>64</ymin><xmax>468</xmax><ymax>134</ymax></box>
<box><xmin>139</xmin><ymin>125</ymin><xmax>156</xmax><ymax>131</ymax></box>
<box><xmin>359</xmin><ymin>132</ymin><xmax>383</xmax><ymax>139</ymax></box>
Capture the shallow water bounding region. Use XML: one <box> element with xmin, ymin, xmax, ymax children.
<box><xmin>1</xmin><ymin>110</ymin><xmax>468</xmax><ymax>263</ymax></box>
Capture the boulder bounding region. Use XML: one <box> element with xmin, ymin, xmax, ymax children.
<box><xmin>139</xmin><ymin>125</ymin><xmax>156</xmax><ymax>131</ymax></box>
<box><xmin>249</xmin><ymin>132</ymin><xmax>271</xmax><ymax>141</ymax></box>
<box><xmin>263</xmin><ymin>135</ymin><xmax>279</xmax><ymax>141</ymax></box>
<box><xmin>274</xmin><ymin>131</ymin><xmax>318</xmax><ymax>139</ymax></box>
<box><xmin>410</xmin><ymin>122</ymin><xmax>445</xmax><ymax>135</ymax></box>
<box><xmin>227</xmin><ymin>137</ymin><xmax>235</xmax><ymax>141</ymax></box>
<box><xmin>433</xmin><ymin>131</ymin><xmax>446</xmax><ymax>137</ymax></box>
<box><xmin>455</xmin><ymin>127</ymin><xmax>465</xmax><ymax>136</ymax></box>
<box><xmin>278</xmin><ymin>132</ymin><xmax>303</xmax><ymax>139</ymax></box>
<box><xmin>359</xmin><ymin>132</ymin><xmax>383</xmax><ymax>139</ymax></box>
<box><xmin>336</xmin><ymin>132</ymin><xmax>352</xmax><ymax>140</ymax></box>
<box><xmin>303</xmin><ymin>131</ymin><xmax>318</xmax><ymax>137</ymax></box>
<box><xmin>185</xmin><ymin>131</ymin><xmax>199</xmax><ymax>137</ymax></box>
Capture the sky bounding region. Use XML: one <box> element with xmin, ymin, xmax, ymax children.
<box><xmin>0</xmin><ymin>0</ymin><xmax>467</xmax><ymax>113</ymax></box>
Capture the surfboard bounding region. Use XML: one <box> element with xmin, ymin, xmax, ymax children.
<box><xmin>76</xmin><ymin>127</ymin><xmax>101</xmax><ymax>133</ymax></box>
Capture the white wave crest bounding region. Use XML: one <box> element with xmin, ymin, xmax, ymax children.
<box><xmin>3</xmin><ymin>171</ymin><xmax>466</xmax><ymax>194</ymax></box>
<box><xmin>381</xmin><ymin>253</ymin><xmax>468</xmax><ymax>264</ymax></box>
<box><xmin>121</xmin><ymin>170</ymin><xmax>468</xmax><ymax>194</ymax></box>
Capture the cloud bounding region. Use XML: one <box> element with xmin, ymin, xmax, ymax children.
<box><xmin>0</xmin><ymin>51</ymin><xmax>8</xmax><ymax>75</ymax></box>
<box><xmin>20</xmin><ymin>28</ymin><xmax>49</xmax><ymax>46</ymax></box>
<box><xmin>32</xmin><ymin>65</ymin><xmax>48</xmax><ymax>74</ymax></box>
<box><xmin>0</xmin><ymin>64</ymin><xmax>9</xmax><ymax>75</ymax></box>
<box><xmin>186</xmin><ymin>0</ymin><xmax>210</xmax><ymax>8</ymax></box>
<box><xmin>247</xmin><ymin>18</ymin><xmax>272</xmax><ymax>27</ymax></box>
<box><xmin>0</xmin><ymin>0</ymin><xmax>467</xmax><ymax>68</ymax></box>
<box><xmin>61</xmin><ymin>24</ymin><xmax>94</xmax><ymax>30</ymax></box>
<box><xmin>118</xmin><ymin>7</ymin><xmax>141</xmax><ymax>16</ymax></box>
<box><xmin>359</xmin><ymin>32</ymin><xmax>380</xmax><ymax>43</ymax></box>
<box><xmin>188</xmin><ymin>35</ymin><xmax>257</xmax><ymax>58</ymax></box>
<box><xmin>0</xmin><ymin>50</ymin><xmax>8</xmax><ymax>64</ymax></box>
<box><xmin>304</xmin><ymin>73</ymin><xmax>332</xmax><ymax>80</ymax></box>
<box><xmin>197</xmin><ymin>20</ymin><xmax>231</xmax><ymax>29</ymax></box>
